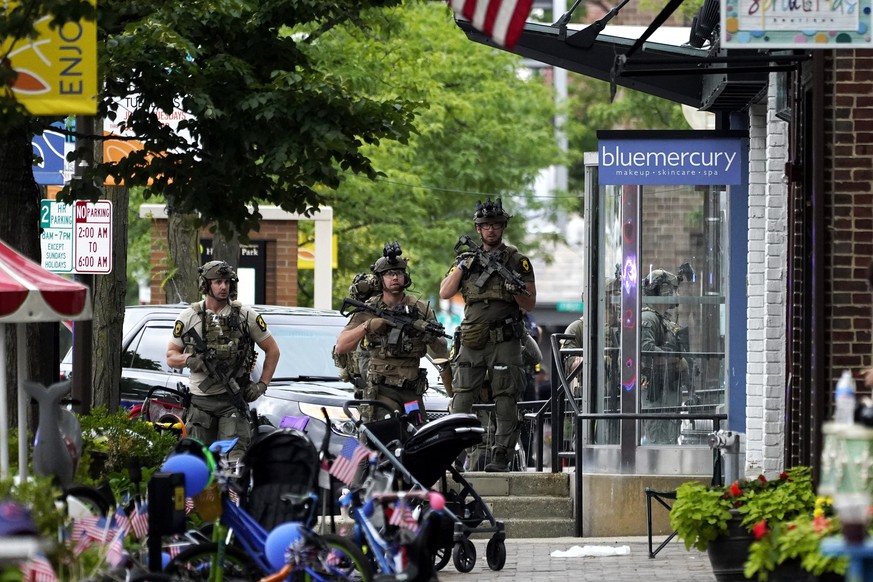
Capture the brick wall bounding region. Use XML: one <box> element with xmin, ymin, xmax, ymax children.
<box><xmin>146</xmin><ymin>218</ymin><xmax>298</xmax><ymax>306</ymax></box>
<box><xmin>823</xmin><ymin>50</ymin><xmax>873</xmax><ymax>387</ymax></box>
<box><xmin>746</xmin><ymin>76</ymin><xmax>789</xmax><ymax>477</ymax></box>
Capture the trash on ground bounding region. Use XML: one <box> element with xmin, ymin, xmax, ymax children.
<box><xmin>550</xmin><ymin>545</ymin><xmax>631</xmax><ymax>557</ymax></box>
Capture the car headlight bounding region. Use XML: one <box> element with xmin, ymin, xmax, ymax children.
<box><xmin>297</xmin><ymin>403</ymin><xmax>358</xmax><ymax>437</ymax></box>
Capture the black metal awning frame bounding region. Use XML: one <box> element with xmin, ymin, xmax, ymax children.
<box><xmin>456</xmin><ymin>18</ymin><xmax>810</xmax><ymax>110</ymax></box>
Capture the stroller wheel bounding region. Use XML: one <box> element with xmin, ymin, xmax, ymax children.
<box><xmin>433</xmin><ymin>546</ymin><xmax>451</xmax><ymax>571</ymax></box>
<box><xmin>486</xmin><ymin>537</ymin><xmax>506</xmax><ymax>571</ymax></box>
<box><xmin>452</xmin><ymin>538</ymin><xmax>476</xmax><ymax>573</ymax></box>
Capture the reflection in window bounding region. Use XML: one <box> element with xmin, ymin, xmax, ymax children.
<box><xmin>592</xmin><ymin>184</ymin><xmax>727</xmax><ymax>446</ymax></box>
<box><xmin>263</xmin><ymin>325</ymin><xmax>341</xmax><ymax>380</ymax></box>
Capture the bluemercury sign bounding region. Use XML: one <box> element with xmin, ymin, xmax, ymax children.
<box><xmin>722</xmin><ymin>0</ymin><xmax>873</xmax><ymax>48</ymax></box>
<box><xmin>598</xmin><ymin>134</ymin><xmax>743</xmax><ymax>185</ymax></box>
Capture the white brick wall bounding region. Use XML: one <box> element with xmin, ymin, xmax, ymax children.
<box><xmin>744</xmin><ymin>74</ymin><xmax>789</xmax><ymax>477</ymax></box>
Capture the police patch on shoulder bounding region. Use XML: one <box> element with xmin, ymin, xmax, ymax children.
<box><xmin>520</xmin><ymin>258</ymin><xmax>532</xmax><ymax>273</ymax></box>
<box><xmin>256</xmin><ymin>315</ymin><xmax>267</xmax><ymax>332</ymax></box>
<box><xmin>172</xmin><ymin>321</ymin><xmax>184</xmax><ymax>338</ymax></box>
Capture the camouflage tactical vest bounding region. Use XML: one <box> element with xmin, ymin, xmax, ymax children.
<box><xmin>192</xmin><ymin>301</ymin><xmax>255</xmax><ymax>378</ymax></box>
<box><xmin>365</xmin><ymin>296</ymin><xmax>429</xmax><ymax>360</ymax></box>
<box><xmin>460</xmin><ymin>245</ymin><xmax>520</xmax><ymax>303</ymax></box>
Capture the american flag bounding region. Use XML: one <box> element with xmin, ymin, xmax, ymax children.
<box><xmin>388</xmin><ymin>498</ymin><xmax>419</xmax><ymax>533</ymax></box>
<box><xmin>20</xmin><ymin>555</ymin><xmax>58</xmax><ymax>582</ymax></box>
<box><xmin>448</xmin><ymin>0</ymin><xmax>534</xmax><ymax>49</ymax></box>
<box><xmin>129</xmin><ymin>503</ymin><xmax>149</xmax><ymax>539</ymax></box>
<box><xmin>329</xmin><ymin>440</ymin><xmax>372</xmax><ymax>485</ymax></box>
<box><xmin>112</xmin><ymin>505</ymin><xmax>130</xmax><ymax>537</ymax></box>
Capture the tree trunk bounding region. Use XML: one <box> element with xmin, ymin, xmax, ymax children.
<box><xmin>212</xmin><ymin>230</ymin><xmax>240</xmax><ymax>272</ymax></box>
<box><xmin>165</xmin><ymin>210</ymin><xmax>200</xmax><ymax>303</ymax></box>
<box><xmin>0</xmin><ymin>122</ymin><xmax>53</xmax><ymax>430</ymax></box>
<box><xmin>92</xmin><ymin>185</ymin><xmax>129</xmax><ymax>411</ymax></box>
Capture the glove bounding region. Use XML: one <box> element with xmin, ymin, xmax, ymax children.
<box><xmin>505</xmin><ymin>280</ymin><xmax>525</xmax><ymax>295</ymax></box>
<box><xmin>365</xmin><ymin>318</ymin><xmax>390</xmax><ymax>335</ymax></box>
<box><xmin>186</xmin><ymin>354</ymin><xmax>207</xmax><ymax>373</ymax></box>
<box><xmin>456</xmin><ymin>252</ymin><xmax>475</xmax><ymax>272</ymax></box>
<box><xmin>244</xmin><ymin>381</ymin><xmax>267</xmax><ymax>402</ymax></box>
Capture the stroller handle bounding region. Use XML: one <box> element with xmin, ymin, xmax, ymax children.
<box><xmin>342</xmin><ymin>399</ymin><xmax>398</xmax><ymax>424</ymax></box>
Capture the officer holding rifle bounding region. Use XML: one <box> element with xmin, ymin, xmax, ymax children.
<box><xmin>166</xmin><ymin>260</ymin><xmax>280</xmax><ymax>459</ymax></box>
<box><xmin>439</xmin><ymin>198</ymin><xmax>536</xmax><ymax>472</ymax></box>
<box><xmin>335</xmin><ymin>242</ymin><xmax>450</xmax><ymax>424</ymax></box>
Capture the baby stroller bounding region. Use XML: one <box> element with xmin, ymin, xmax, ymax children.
<box><xmin>236</xmin><ymin>428</ymin><xmax>321</xmax><ymax>531</ymax></box>
<box><xmin>343</xmin><ymin>400</ymin><xmax>507</xmax><ymax>573</ymax></box>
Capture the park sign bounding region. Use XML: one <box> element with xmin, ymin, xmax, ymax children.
<box><xmin>40</xmin><ymin>200</ymin><xmax>112</xmax><ymax>274</ymax></box>
<box><xmin>2</xmin><ymin>0</ymin><xmax>97</xmax><ymax>115</ymax></box>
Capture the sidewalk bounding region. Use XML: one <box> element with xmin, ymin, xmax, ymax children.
<box><xmin>436</xmin><ymin>536</ymin><xmax>716</xmax><ymax>581</ymax></box>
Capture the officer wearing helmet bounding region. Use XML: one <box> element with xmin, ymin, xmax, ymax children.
<box><xmin>439</xmin><ymin>198</ymin><xmax>536</xmax><ymax>472</ymax></box>
<box><xmin>336</xmin><ymin>242</ymin><xmax>450</xmax><ymax>422</ymax></box>
<box><xmin>640</xmin><ymin>268</ymin><xmax>688</xmax><ymax>444</ymax></box>
<box><xmin>166</xmin><ymin>260</ymin><xmax>280</xmax><ymax>459</ymax></box>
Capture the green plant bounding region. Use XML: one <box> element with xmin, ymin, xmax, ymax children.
<box><xmin>744</xmin><ymin>497</ymin><xmax>848</xmax><ymax>581</ymax></box>
<box><xmin>670</xmin><ymin>466</ymin><xmax>817</xmax><ymax>552</ymax></box>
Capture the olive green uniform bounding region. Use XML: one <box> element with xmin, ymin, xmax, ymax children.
<box><xmin>640</xmin><ymin>307</ymin><xmax>688</xmax><ymax>444</ymax></box>
<box><xmin>345</xmin><ymin>294</ymin><xmax>448</xmax><ymax>418</ymax></box>
<box><xmin>451</xmin><ymin>243</ymin><xmax>535</xmax><ymax>455</ymax></box>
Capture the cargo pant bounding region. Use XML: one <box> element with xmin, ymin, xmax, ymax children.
<box><xmin>186</xmin><ymin>393</ymin><xmax>251</xmax><ymax>462</ymax></box>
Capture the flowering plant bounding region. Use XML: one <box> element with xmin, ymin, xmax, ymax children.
<box><xmin>743</xmin><ymin>496</ymin><xmax>848</xmax><ymax>581</ymax></box>
<box><xmin>670</xmin><ymin>466</ymin><xmax>818</xmax><ymax>552</ymax></box>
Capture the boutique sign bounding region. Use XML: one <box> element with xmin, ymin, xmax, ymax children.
<box><xmin>597</xmin><ymin>132</ymin><xmax>745</xmax><ymax>185</ymax></box>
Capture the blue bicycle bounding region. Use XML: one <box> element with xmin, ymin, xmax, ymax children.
<box><xmin>162</xmin><ymin>437</ymin><xmax>372</xmax><ymax>582</ymax></box>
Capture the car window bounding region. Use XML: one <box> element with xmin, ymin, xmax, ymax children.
<box><xmin>262</xmin><ymin>324</ymin><xmax>342</xmax><ymax>380</ymax></box>
<box><xmin>125</xmin><ymin>324</ymin><xmax>175</xmax><ymax>373</ymax></box>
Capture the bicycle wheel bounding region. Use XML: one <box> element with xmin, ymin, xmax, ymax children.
<box><xmin>165</xmin><ymin>542</ymin><xmax>261</xmax><ymax>581</ymax></box>
<box><xmin>299</xmin><ymin>533</ymin><xmax>373</xmax><ymax>582</ymax></box>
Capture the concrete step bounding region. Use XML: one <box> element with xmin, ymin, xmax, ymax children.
<box><xmin>484</xmin><ymin>494</ymin><xmax>572</xmax><ymax>519</ymax></box>
<box><xmin>447</xmin><ymin>470</ymin><xmax>571</xmax><ymax>497</ymax></box>
<box><xmin>441</xmin><ymin>471</ymin><xmax>575</xmax><ymax>538</ymax></box>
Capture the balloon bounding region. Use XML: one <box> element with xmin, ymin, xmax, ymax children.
<box><xmin>161</xmin><ymin>453</ymin><xmax>210</xmax><ymax>497</ymax></box>
<box><xmin>265</xmin><ymin>522</ymin><xmax>304</xmax><ymax>571</ymax></box>
<box><xmin>428</xmin><ymin>492</ymin><xmax>446</xmax><ymax>512</ymax></box>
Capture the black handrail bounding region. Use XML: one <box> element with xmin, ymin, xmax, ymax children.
<box><xmin>546</xmin><ymin>332</ymin><xmax>727</xmax><ymax>536</ymax></box>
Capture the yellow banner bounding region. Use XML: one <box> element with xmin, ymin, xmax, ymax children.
<box><xmin>298</xmin><ymin>234</ymin><xmax>338</xmax><ymax>270</ymax></box>
<box><xmin>2</xmin><ymin>1</ymin><xmax>97</xmax><ymax>115</ymax></box>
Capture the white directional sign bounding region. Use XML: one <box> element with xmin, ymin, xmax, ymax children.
<box><xmin>40</xmin><ymin>200</ymin><xmax>74</xmax><ymax>273</ymax></box>
<box><xmin>74</xmin><ymin>200</ymin><xmax>113</xmax><ymax>274</ymax></box>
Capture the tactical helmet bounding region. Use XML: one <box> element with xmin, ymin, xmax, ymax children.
<box><xmin>605</xmin><ymin>276</ymin><xmax>622</xmax><ymax>296</ymax></box>
<box><xmin>371</xmin><ymin>241</ymin><xmax>411</xmax><ymax>288</ymax></box>
<box><xmin>642</xmin><ymin>269</ymin><xmax>679</xmax><ymax>297</ymax></box>
<box><xmin>198</xmin><ymin>260</ymin><xmax>238</xmax><ymax>298</ymax></box>
<box><xmin>349</xmin><ymin>272</ymin><xmax>381</xmax><ymax>301</ymax></box>
<box><xmin>473</xmin><ymin>197</ymin><xmax>510</xmax><ymax>224</ymax></box>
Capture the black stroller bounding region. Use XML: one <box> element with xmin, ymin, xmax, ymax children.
<box><xmin>236</xmin><ymin>428</ymin><xmax>321</xmax><ymax>531</ymax></box>
<box><xmin>343</xmin><ymin>400</ymin><xmax>507</xmax><ymax>573</ymax></box>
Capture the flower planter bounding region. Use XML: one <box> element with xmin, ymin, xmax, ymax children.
<box><xmin>706</xmin><ymin>510</ymin><xmax>754</xmax><ymax>582</ymax></box>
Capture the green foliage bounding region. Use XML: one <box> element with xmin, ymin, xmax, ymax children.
<box><xmin>744</xmin><ymin>500</ymin><xmax>848</xmax><ymax>581</ymax></box>
<box><xmin>670</xmin><ymin>467</ymin><xmax>817</xmax><ymax>553</ymax></box>
<box><xmin>303</xmin><ymin>1</ymin><xmax>563</xmax><ymax>302</ymax></box>
<box><xmin>78</xmin><ymin>406</ymin><xmax>178</xmax><ymax>492</ymax></box>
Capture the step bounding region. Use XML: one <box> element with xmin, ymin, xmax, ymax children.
<box><xmin>446</xmin><ymin>470</ymin><xmax>571</xmax><ymax>497</ymax></box>
<box><xmin>484</xmin><ymin>494</ymin><xmax>571</xmax><ymax>519</ymax></box>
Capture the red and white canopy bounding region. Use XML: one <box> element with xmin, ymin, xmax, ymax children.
<box><xmin>0</xmin><ymin>238</ymin><xmax>92</xmax><ymax>479</ymax></box>
<box><xmin>0</xmin><ymin>238</ymin><xmax>91</xmax><ymax>322</ymax></box>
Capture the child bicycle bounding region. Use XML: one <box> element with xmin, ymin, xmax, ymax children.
<box><xmin>162</xmin><ymin>437</ymin><xmax>372</xmax><ymax>582</ymax></box>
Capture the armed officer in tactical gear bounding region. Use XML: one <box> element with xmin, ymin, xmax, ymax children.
<box><xmin>335</xmin><ymin>243</ymin><xmax>450</xmax><ymax>423</ymax></box>
<box><xmin>166</xmin><ymin>260</ymin><xmax>280</xmax><ymax>459</ymax></box>
<box><xmin>640</xmin><ymin>269</ymin><xmax>689</xmax><ymax>445</ymax></box>
<box><xmin>439</xmin><ymin>198</ymin><xmax>536</xmax><ymax>472</ymax></box>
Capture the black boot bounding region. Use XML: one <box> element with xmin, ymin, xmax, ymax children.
<box><xmin>484</xmin><ymin>447</ymin><xmax>509</xmax><ymax>472</ymax></box>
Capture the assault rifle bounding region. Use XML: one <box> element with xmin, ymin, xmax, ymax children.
<box><xmin>340</xmin><ymin>298</ymin><xmax>450</xmax><ymax>353</ymax></box>
<box><xmin>454</xmin><ymin>235</ymin><xmax>531</xmax><ymax>296</ymax></box>
<box><xmin>181</xmin><ymin>328</ymin><xmax>250</xmax><ymax>419</ymax></box>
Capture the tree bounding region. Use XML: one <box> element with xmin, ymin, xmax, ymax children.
<box><xmin>297</xmin><ymin>2</ymin><xmax>564</xmax><ymax>303</ymax></box>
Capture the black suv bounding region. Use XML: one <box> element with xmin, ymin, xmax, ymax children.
<box><xmin>60</xmin><ymin>304</ymin><xmax>449</xmax><ymax>453</ymax></box>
